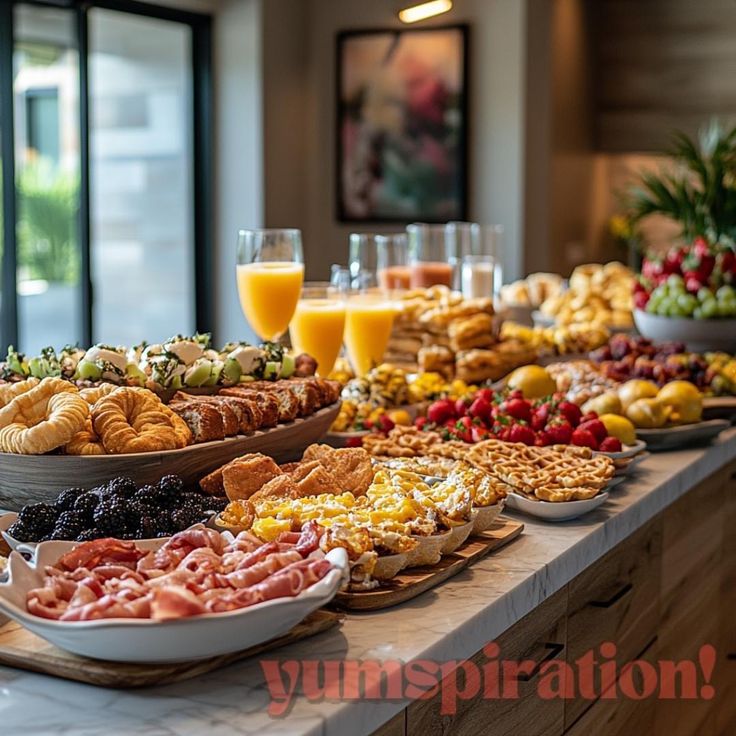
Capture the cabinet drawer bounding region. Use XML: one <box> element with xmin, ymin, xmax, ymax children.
<box><xmin>407</xmin><ymin>588</ymin><xmax>567</xmax><ymax>736</ymax></box>
<box><xmin>656</xmin><ymin>469</ymin><xmax>726</xmax><ymax>736</ymax></box>
<box><xmin>564</xmin><ymin>637</ymin><xmax>658</xmax><ymax>736</ymax></box>
<box><xmin>565</xmin><ymin>519</ymin><xmax>661</xmax><ymax>728</ymax></box>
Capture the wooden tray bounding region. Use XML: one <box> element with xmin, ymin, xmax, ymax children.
<box><xmin>0</xmin><ymin>608</ymin><xmax>341</xmax><ymax>688</ymax></box>
<box><xmin>0</xmin><ymin>403</ymin><xmax>340</xmax><ymax>510</ymax></box>
<box><xmin>331</xmin><ymin>518</ymin><xmax>523</xmax><ymax>611</ymax></box>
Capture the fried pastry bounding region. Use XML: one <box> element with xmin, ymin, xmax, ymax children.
<box><xmin>65</xmin><ymin>418</ymin><xmax>106</xmax><ymax>455</ymax></box>
<box><xmin>0</xmin><ymin>377</ymin><xmax>89</xmax><ymax>454</ymax></box>
<box><xmin>249</xmin><ymin>474</ymin><xmax>301</xmax><ymax>503</ymax></box>
<box><xmin>92</xmin><ymin>387</ymin><xmax>192</xmax><ymax>454</ymax></box>
<box><xmin>221</xmin><ymin>453</ymin><xmax>283</xmax><ymax>501</ymax></box>
<box><xmin>292</xmin><ymin>462</ymin><xmax>343</xmax><ymax>496</ymax></box>
<box><xmin>79</xmin><ymin>383</ymin><xmax>117</xmax><ymax>405</ymax></box>
<box><xmin>170</xmin><ymin>400</ymin><xmax>224</xmax><ymax>442</ymax></box>
<box><xmin>0</xmin><ymin>377</ymin><xmax>40</xmax><ymax>408</ymax></box>
<box><xmin>448</xmin><ymin>313</ymin><xmax>495</xmax><ymax>352</ymax></box>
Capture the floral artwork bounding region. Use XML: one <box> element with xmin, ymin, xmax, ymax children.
<box><xmin>337</xmin><ymin>26</ymin><xmax>468</xmax><ymax>223</ymax></box>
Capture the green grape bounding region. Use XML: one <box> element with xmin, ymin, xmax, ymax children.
<box><xmin>222</xmin><ymin>357</ymin><xmax>242</xmax><ymax>384</ymax></box>
<box><xmin>677</xmin><ymin>293</ymin><xmax>697</xmax><ymax>314</ymax></box>
<box><xmin>701</xmin><ymin>299</ymin><xmax>718</xmax><ymax>318</ymax></box>
<box><xmin>693</xmin><ymin>306</ymin><xmax>704</xmax><ymax>319</ymax></box>
<box><xmin>717</xmin><ymin>285</ymin><xmax>735</xmax><ymax>301</ymax></box>
<box><xmin>203</xmin><ymin>361</ymin><xmax>224</xmax><ymax>386</ymax></box>
<box><xmin>667</xmin><ymin>274</ymin><xmax>684</xmax><ymax>289</ymax></box>
<box><xmin>76</xmin><ymin>360</ymin><xmax>102</xmax><ymax>380</ymax></box>
<box><xmin>697</xmin><ymin>287</ymin><xmax>713</xmax><ymax>302</ymax></box>
<box><xmin>184</xmin><ymin>360</ymin><xmax>212</xmax><ymax>387</ymax></box>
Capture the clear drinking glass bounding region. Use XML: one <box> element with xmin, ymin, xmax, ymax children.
<box><xmin>406</xmin><ymin>223</ymin><xmax>454</xmax><ymax>288</ymax></box>
<box><xmin>290</xmin><ymin>283</ymin><xmax>346</xmax><ymax>377</ymax></box>
<box><xmin>343</xmin><ymin>291</ymin><xmax>397</xmax><ymax>376</ymax></box>
<box><xmin>348</xmin><ymin>233</ymin><xmax>383</xmax><ymax>290</ymax></box>
<box><xmin>446</xmin><ymin>221</ymin><xmax>478</xmax><ymax>290</ymax></box>
<box><xmin>236</xmin><ymin>228</ymin><xmax>304</xmax><ymax>341</ymax></box>
<box><xmin>376</xmin><ymin>233</ymin><xmax>410</xmax><ymax>290</ymax></box>
<box><xmin>461</xmin><ymin>254</ymin><xmax>496</xmax><ymax>299</ymax></box>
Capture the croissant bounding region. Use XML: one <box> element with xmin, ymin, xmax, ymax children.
<box><xmin>0</xmin><ymin>377</ymin><xmax>89</xmax><ymax>454</ymax></box>
<box><xmin>0</xmin><ymin>377</ymin><xmax>41</xmax><ymax>409</ymax></box>
<box><xmin>92</xmin><ymin>387</ymin><xmax>191</xmax><ymax>454</ymax></box>
<box><xmin>65</xmin><ymin>418</ymin><xmax>106</xmax><ymax>455</ymax></box>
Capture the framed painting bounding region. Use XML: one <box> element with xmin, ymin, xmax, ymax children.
<box><xmin>336</xmin><ymin>25</ymin><xmax>468</xmax><ymax>223</ymax></box>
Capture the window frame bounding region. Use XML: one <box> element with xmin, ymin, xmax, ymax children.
<box><xmin>0</xmin><ymin>0</ymin><xmax>213</xmax><ymax>351</ymax></box>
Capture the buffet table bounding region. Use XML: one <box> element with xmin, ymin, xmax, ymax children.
<box><xmin>0</xmin><ymin>430</ymin><xmax>734</xmax><ymax>736</ymax></box>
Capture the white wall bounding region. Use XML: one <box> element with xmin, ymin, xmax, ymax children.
<box><xmin>262</xmin><ymin>0</ymin><xmax>527</xmax><ymax>283</ymax></box>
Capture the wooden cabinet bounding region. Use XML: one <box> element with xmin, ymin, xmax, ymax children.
<box><xmin>406</xmin><ymin>590</ymin><xmax>567</xmax><ymax>736</ymax></box>
<box><xmin>565</xmin><ymin>519</ymin><xmax>661</xmax><ymax>728</ymax></box>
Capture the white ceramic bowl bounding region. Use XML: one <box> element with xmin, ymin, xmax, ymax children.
<box><xmin>634</xmin><ymin>309</ymin><xmax>736</xmax><ymax>353</ymax></box>
<box><xmin>0</xmin><ymin>537</ymin><xmax>348</xmax><ymax>663</ymax></box>
<box><xmin>471</xmin><ymin>502</ymin><xmax>505</xmax><ymax>535</ymax></box>
<box><xmin>505</xmin><ymin>491</ymin><xmax>609</xmax><ymax>521</ymax></box>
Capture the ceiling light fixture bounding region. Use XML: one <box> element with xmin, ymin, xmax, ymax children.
<box><xmin>398</xmin><ymin>0</ymin><xmax>453</xmax><ymax>24</ymax></box>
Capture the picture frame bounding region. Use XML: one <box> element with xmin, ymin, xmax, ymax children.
<box><xmin>336</xmin><ymin>25</ymin><xmax>469</xmax><ymax>224</ymax></box>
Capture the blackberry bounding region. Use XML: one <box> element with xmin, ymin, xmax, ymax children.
<box><xmin>107</xmin><ymin>476</ymin><xmax>137</xmax><ymax>497</ymax></box>
<box><xmin>54</xmin><ymin>487</ymin><xmax>85</xmax><ymax>512</ymax></box>
<box><xmin>170</xmin><ymin>506</ymin><xmax>202</xmax><ymax>531</ymax></box>
<box><xmin>124</xmin><ymin>500</ymin><xmax>145</xmax><ymax>528</ymax></box>
<box><xmin>135</xmin><ymin>484</ymin><xmax>166</xmax><ymax>506</ymax></box>
<box><xmin>93</xmin><ymin>499</ymin><xmax>128</xmax><ymax>535</ymax></box>
<box><xmin>18</xmin><ymin>503</ymin><xmax>58</xmax><ymax>536</ymax></box>
<box><xmin>158</xmin><ymin>474</ymin><xmax>184</xmax><ymax>498</ymax></box>
<box><xmin>76</xmin><ymin>528</ymin><xmax>101</xmax><ymax>542</ymax></box>
<box><xmin>155</xmin><ymin>508</ymin><xmax>173</xmax><ymax>534</ymax></box>
<box><xmin>156</xmin><ymin>530</ymin><xmax>171</xmax><ymax>538</ymax></box>
<box><xmin>137</xmin><ymin>515</ymin><xmax>157</xmax><ymax>538</ymax></box>
<box><xmin>52</xmin><ymin>511</ymin><xmax>86</xmax><ymax>540</ymax></box>
<box><xmin>73</xmin><ymin>491</ymin><xmax>100</xmax><ymax>519</ymax></box>
<box><xmin>7</xmin><ymin>520</ymin><xmax>33</xmax><ymax>542</ymax></box>
<box><xmin>207</xmin><ymin>496</ymin><xmax>228</xmax><ymax>513</ymax></box>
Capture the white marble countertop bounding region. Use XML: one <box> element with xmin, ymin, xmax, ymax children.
<box><xmin>1</xmin><ymin>429</ymin><xmax>735</xmax><ymax>736</ymax></box>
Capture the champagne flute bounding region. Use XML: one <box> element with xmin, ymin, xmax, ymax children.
<box><xmin>290</xmin><ymin>283</ymin><xmax>346</xmax><ymax>377</ymax></box>
<box><xmin>236</xmin><ymin>229</ymin><xmax>304</xmax><ymax>341</ymax></box>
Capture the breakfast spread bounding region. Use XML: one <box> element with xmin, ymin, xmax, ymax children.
<box><xmin>500</xmin><ymin>272</ymin><xmax>564</xmax><ymax>308</ymax></box>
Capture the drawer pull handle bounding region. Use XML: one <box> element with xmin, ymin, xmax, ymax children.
<box><xmin>518</xmin><ymin>642</ymin><xmax>565</xmax><ymax>682</ymax></box>
<box><xmin>589</xmin><ymin>582</ymin><xmax>633</xmax><ymax>608</ymax></box>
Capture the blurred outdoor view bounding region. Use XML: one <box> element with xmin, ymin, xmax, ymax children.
<box><xmin>9</xmin><ymin>4</ymin><xmax>195</xmax><ymax>355</ymax></box>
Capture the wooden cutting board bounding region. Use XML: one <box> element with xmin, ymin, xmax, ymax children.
<box><xmin>0</xmin><ymin>609</ymin><xmax>342</xmax><ymax>688</ymax></box>
<box><xmin>331</xmin><ymin>518</ymin><xmax>523</xmax><ymax>612</ymax></box>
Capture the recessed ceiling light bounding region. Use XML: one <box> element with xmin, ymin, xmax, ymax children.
<box><xmin>398</xmin><ymin>0</ymin><xmax>453</xmax><ymax>24</ymax></box>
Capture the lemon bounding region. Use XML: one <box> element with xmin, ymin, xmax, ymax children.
<box><xmin>599</xmin><ymin>414</ymin><xmax>636</xmax><ymax>445</ymax></box>
<box><xmin>582</xmin><ymin>391</ymin><xmax>622</xmax><ymax>417</ymax></box>
<box><xmin>618</xmin><ymin>379</ymin><xmax>659</xmax><ymax>411</ymax></box>
<box><xmin>625</xmin><ymin>398</ymin><xmax>669</xmax><ymax>428</ymax></box>
<box><xmin>388</xmin><ymin>409</ymin><xmax>412</xmax><ymax>426</ymax></box>
<box><xmin>505</xmin><ymin>365</ymin><xmax>556</xmax><ymax>399</ymax></box>
<box><xmin>657</xmin><ymin>381</ymin><xmax>702</xmax><ymax>424</ymax></box>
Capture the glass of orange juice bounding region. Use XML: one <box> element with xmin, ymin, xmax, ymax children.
<box><xmin>290</xmin><ymin>283</ymin><xmax>346</xmax><ymax>377</ymax></box>
<box><xmin>236</xmin><ymin>229</ymin><xmax>304</xmax><ymax>341</ymax></box>
<box><xmin>343</xmin><ymin>291</ymin><xmax>397</xmax><ymax>376</ymax></box>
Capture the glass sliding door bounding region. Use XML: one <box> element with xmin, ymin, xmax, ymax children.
<box><xmin>13</xmin><ymin>3</ymin><xmax>82</xmax><ymax>354</ymax></box>
<box><xmin>88</xmin><ymin>9</ymin><xmax>195</xmax><ymax>346</ymax></box>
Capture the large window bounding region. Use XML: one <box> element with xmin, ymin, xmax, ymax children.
<box><xmin>0</xmin><ymin>0</ymin><xmax>211</xmax><ymax>355</ymax></box>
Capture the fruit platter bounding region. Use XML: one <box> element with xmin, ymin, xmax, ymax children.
<box><xmin>634</xmin><ymin>238</ymin><xmax>736</xmax><ymax>352</ymax></box>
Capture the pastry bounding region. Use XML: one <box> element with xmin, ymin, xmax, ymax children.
<box><xmin>170</xmin><ymin>400</ymin><xmax>225</xmax><ymax>443</ymax></box>
<box><xmin>448</xmin><ymin>312</ymin><xmax>495</xmax><ymax>352</ymax></box>
<box><xmin>219</xmin><ymin>387</ymin><xmax>280</xmax><ymax>427</ymax></box>
<box><xmin>0</xmin><ymin>377</ymin><xmax>89</xmax><ymax>454</ymax></box>
<box><xmin>79</xmin><ymin>383</ymin><xmax>117</xmax><ymax>405</ymax></box>
<box><xmin>92</xmin><ymin>387</ymin><xmax>191</xmax><ymax>454</ymax></box>
<box><xmin>0</xmin><ymin>377</ymin><xmax>40</xmax><ymax>408</ymax></box>
<box><xmin>221</xmin><ymin>453</ymin><xmax>283</xmax><ymax>501</ymax></box>
<box><xmin>418</xmin><ymin>345</ymin><xmax>455</xmax><ymax>380</ymax></box>
<box><xmin>65</xmin><ymin>419</ymin><xmax>106</xmax><ymax>456</ymax></box>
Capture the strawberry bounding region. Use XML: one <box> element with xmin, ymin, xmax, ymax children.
<box><xmin>531</xmin><ymin>410</ymin><xmax>548</xmax><ymax>432</ymax></box>
<box><xmin>571</xmin><ymin>427</ymin><xmax>598</xmax><ymax>450</ymax></box>
<box><xmin>455</xmin><ymin>416</ymin><xmax>473</xmax><ymax>443</ymax></box>
<box><xmin>684</xmin><ymin>275</ymin><xmax>704</xmax><ymax>294</ymax></box>
<box><xmin>427</xmin><ymin>399</ymin><xmax>455</xmax><ymax>424</ymax></box>
<box><xmin>536</xmin><ymin>430</ymin><xmax>553</xmax><ymax>446</ymax></box>
<box><xmin>578</xmin><ymin>418</ymin><xmax>607</xmax><ymax>443</ymax></box>
<box><xmin>475</xmin><ymin>388</ymin><xmax>494</xmax><ymax>403</ymax></box>
<box><xmin>508</xmin><ymin>424</ymin><xmax>536</xmax><ymax>446</ymax></box>
<box><xmin>471</xmin><ymin>426</ymin><xmax>491</xmax><ymax>443</ymax></box>
<box><xmin>504</xmin><ymin>398</ymin><xmax>532</xmax><ymax>422</ymax></box>
<box><xmin>634</xmin><ymin>291</ymin><xmax>650</xmax><ymax>310</ymax></box>
<box><xmin>414</xmin><ymin>416</ymin><xmax>429</xmax><ymax>431</ymax></box>
<box><xmin>345</xmin><ymin>436</ymin><xmax>364</xmax><ymax>448</ymax></box>
<box><xmin>378</xmin><ymin>414</ymin><xmax>395</xmax><ymax>433</ymax></box>
<box><xmin>599</xmin><ymin>436</ymin><xmax>623</xmax><ymax>453</ymax></box>
<box><xmin>693</xmin><ymin>237</ymin><xmax>711</xmax><ymax>259</ymax></box>
<box><xmin>582</xmin><ymin>411</ymin><xmax>598</xmax><ymax>423</ymax></box>
<box><xmin>507</xmin><ymin>389</ymin><xmax>524</xmax><ymax>401</ymax></box>
<box><xmin>499</xmin><ymin>427</ymin><xmax>512</xmax><ymax>442</ymax></box>
<box><xmin>557</xmin><ymin>401</ymin><xmax>582</xmax><ymax>426</ymax></box>
<box><xmin>468</xmin><ymin>396</ymin><xmax>493</xmax><ymax>421</ymax></box>
<box><xmin>546</xmin><ymin>421</ymin><xmax>573</xmax><ymax>444</ymax></box>
<box><xmin>642</xmin><ymin>257</ymin><xmax>663</xmax><ymax>280</ymax></box>
<box><xmin>455</xmin><ymin>398</ymin><xmax>470</xmax><ymax>417</ymax></box>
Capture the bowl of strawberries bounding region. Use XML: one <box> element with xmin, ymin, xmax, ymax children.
<box><xmin>417</xmin><ymin>388</ymin><xmax>643</xmax><ymax>458</ymax></box>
